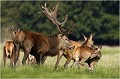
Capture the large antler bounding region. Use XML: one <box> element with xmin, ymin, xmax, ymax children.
<box><xmin>64</xmin><ymin>20</ymin><xmax>77</xmax><ymax>35</ymax></box>
<box><xmin>41</xmin><ymin>2</ymin><xmax>76</xmax><ymax>35</ymax></box>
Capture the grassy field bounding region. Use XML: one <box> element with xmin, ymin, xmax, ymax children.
<box><xmin>0</xmin><ymin>44</ymin><xmax>119</xmax><ymax>78</ymax></box>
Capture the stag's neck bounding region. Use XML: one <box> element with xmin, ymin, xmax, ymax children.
<box><xmin>48</xmin><ymin>36</ymin><xmax>59</xmax><ymax>50</ymax></box>
<box><xmin>45</xmin><ymin>36</ymin><xmax>59</xmax><ymax>56</ymax></box>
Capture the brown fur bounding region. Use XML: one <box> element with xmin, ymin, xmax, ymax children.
<box><xmin>63</xmin><ymin>34</ymin><xmax>102</xmax><ymax>71</ymax></box>
<box><xmin>3</xmin><ymin>41</ymin><xmax>20</xmax><ymax>67</ymax></box>
<box><xmin>12</xmin><ymin>29</ymin><xmax>49</xmax><ymax>65</ymax></box>
<box><xmin>63</xmin><ymin>34</ymin><xmax>93</xmax><ymax>68</ymax></box>
<box><xmin>11</xmin><ymin>29</ymin><xmax>74</xmax><ymax>69</ymax></box>
<box><xmin>71</xmin><ymin>45</ymin><xmax>102</xmax><ymax>71</ymax></box>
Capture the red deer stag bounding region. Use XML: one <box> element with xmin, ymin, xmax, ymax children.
<box><xmin>3</xmin><ymin>40</ymin><xmax>20</xmax><ymax>67</ymax></box>
<box><xmin>41</xmin><ymin>2</ymin><xmax>77</xmax><ymax>68</ymax></box>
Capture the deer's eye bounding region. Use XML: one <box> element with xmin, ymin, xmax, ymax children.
<box><xmin>65</xmin><ymin>38</ymin><xmax>68</xmax><ymax>40</ymax></box>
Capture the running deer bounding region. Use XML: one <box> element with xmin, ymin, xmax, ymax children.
<box><xmin>71</xmin><ymin>45</ymin><xmax>102</xmax><ymax>71</ymax></box>
<box><xmin>63</xmin><ymin>33</ymin><xmax>94</xmax><ymax>68</ymax></box>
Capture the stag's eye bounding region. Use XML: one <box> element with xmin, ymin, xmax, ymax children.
<box><xmin>65</xmin><ymin>38</ymin><xmax>68</xmax><ymax>40</ymax></box>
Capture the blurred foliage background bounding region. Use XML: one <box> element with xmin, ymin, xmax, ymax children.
<box><xmin>1</xmin><ymin>1</ymin><xmax>119</xmax><ymax>45</ymax></box>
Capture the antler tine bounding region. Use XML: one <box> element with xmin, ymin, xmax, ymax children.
<box><xmin>41</xmin><ymin>2</ymin><xmax>68</xmax><ymax>34</ymax></box>
<box><xmin>64</xmin><ymin>20</ymin><xmax>77</xmax><ymax>35</ymax></box>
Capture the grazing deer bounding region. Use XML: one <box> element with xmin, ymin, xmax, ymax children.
<box><xmin>3</xmin><ymin>40</ymin><xmax>20</xmax><ymax>67</ymax></box>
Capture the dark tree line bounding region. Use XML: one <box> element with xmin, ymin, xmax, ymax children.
<box><xmin>1</xmin><ymin>1</ymin><xmax>119</xmax><ymax>45</ymax></box>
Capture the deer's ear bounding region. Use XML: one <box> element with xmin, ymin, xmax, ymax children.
<box><xmin>89</xmin><ymin>34</ymin><xmax>93</xmax><ymax>40</ymax></box>
<box><xmin>10</xmin><ymin>28</ymin><xmax>15</xmax><ymax>35</ymax></box>
<box><xmin>58</xmin><ymin>34</ymin><xmax>63</xmax><ymax>39</ymax></box>
<box><xmin>17</xmin><ymin>27</ymin><xmax>21</xmax><ymax>32</ymax></box>
<box><xmin>10</xmin><ymin>28</ymin><xmax>13</xmax><ymax>32</ymax></box>
<box><xmin>98</xmin><ymin>46</ymin><xmax>102</xmax><ymax>49</ymax></box>
<box><xmin>81</xmin><ymin>33</ymin><xmax>87</xmax><ymax>40</ymax></box>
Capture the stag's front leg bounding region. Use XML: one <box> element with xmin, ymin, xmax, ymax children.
<box><xmin>55</xmin><ymin>51</ymin><xmax>63</xmax><ymax>69</ymax></box>
<box><xmin>22</xmin><ymin>40</ymin><xmax>33</xmax><ymax>65</ymax></box>
<box><xmin>64</xmin><ymin>51</ymin><xmax>72</xmax><ymax>68</ymax></box>
<box><xmin>22</xmin><ymin>51</ymin><xmax>29</xmax><ymax>65</ymax></box>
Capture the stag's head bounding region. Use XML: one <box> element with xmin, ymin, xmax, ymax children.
<box><xmin>57</xmin><ymin>34</ymin><xmax>74</xmax><ymax>50</ymax></box>
<box><xmin>41</xmin><ymin>3</ymin><xmax>77</xmax><ymax>50</ymax></box>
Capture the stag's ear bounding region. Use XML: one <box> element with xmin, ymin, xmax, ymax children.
<box><xmin>58</xmin><ymin>34</ymin><xmax>63</xmax><ymax>39</ymax></box>
<box><xmin>81</xmin><ymin>33</ymin><xmax>87</xmax><ymax>40</ymax></box>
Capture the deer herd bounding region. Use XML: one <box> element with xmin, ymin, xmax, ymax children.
<box><xmin>3</xmin><ymin>3</ymin><xmax>102</xmax><ymax>71</ymax></box>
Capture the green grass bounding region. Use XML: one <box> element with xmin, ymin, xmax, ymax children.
<box><xmin>1</xmin><ymin>65</ymin><xmax>119</xmax><ymax>78</ymax></box>
<box><xmin>0</xmin><ymin>45</ymin><xmax>119</xmax><ymax>78</ymax></box>
<box><xmin>101</xmin><ymin>46</ymin><xmax>119</xmax><ymax>54</ymax></box>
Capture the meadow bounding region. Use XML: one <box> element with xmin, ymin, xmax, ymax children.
<box><xmin>0</xmin><ymin>44</ymin><xmax>119</xmax><ymax>78</ymax></box>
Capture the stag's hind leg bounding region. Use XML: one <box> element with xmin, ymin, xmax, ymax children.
<box><xmin>34</xmin><ymin>54</ymin><xmax>40</xmax><ymax>65</ymax></box>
